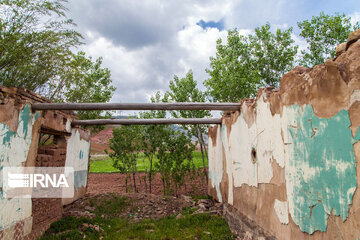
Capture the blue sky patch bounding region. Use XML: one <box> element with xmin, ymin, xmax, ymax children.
<box><xmin>196</xmin><ymin>19</ymin><xmax>225</xmax><ymax>31</ymax></box>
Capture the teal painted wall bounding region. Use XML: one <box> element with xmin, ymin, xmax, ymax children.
<box><xmin>74</xmin><ymin>170</ymin><xmax>88</xmax><ymax>190</ymax></box>
<box><xmin>286</xmin><ymin>104</ymin><xmax>360</xmax><ymax>234</ymax></box>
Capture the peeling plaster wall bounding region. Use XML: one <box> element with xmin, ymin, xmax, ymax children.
<box><xmin>0</xmin><ymin>105</ymin><xmax>39</xmax><ymax>230</ymax></box>
<box><xmin>62</xmin><ymin>128</ymin><xmax>91</xmax><ymax>205</ymax></box>
<box><xmin>208</xmin><ymin>39</ymin><xmax>360</xmax><ymax>239</ymax></box>
<box><xmin>0</xmin><ymin>86</ymin><xmax>91</xmax><ymax>239</ymax></box>
<box><xmin>231</xmin><ymin>112</ymin><xmax>257</xmax><ymax>188</ymax></box>
<box><xmin>66</xmin><ymin>128</ymin><xmax>90</xmax><ymax>190</ymax></box>
<box><xmin>284</xmin><ymin>104</ymin><xmax>359</xmax><ymax>234</ymax></box>
<box><xmin>208</xmin><ymin>126</ymin><xmax>223</xmax><ymax>202</ymax></box>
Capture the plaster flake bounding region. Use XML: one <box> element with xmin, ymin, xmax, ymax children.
<box><xmin>231</xmin><ymin>114</ymin><xmax>257</xmax><ymax>188</ymax></box>
<box><xmin>65</xmin><ymin>119</ymin><xmax>72</xmax><ymax>133</ymax></box>
<box><xmin>256</xmin><ymin>95</ymin><xmax>285</xmax><ymax>183</ymax></box>
<box><xmin>65</xmin><ymin>129</ymin><xmax>90</xmax><ymax>189</ymax></box>
<box><xmin>66</xmin><ymin>129</ymin><xmax>90</xmax><ymax>172</ymax></box>
<box><xmin>271</xmin><ymin>114</ymin><xmax>285</xmax><ymax>167</ymax></box>
<box><xmin>0</xmin><ymin>198</ymin><xmax>32</xmax><ymax>230</ymax></box>
<box><xmin>350</xmin><ymin>89</ymin><xmax>360</xmax><ymax>106</ymax></box>
<box><xmin>222</xmin><ymin>125</ymin><xmax>234</xmax><ymax>205</ymax></box>
<box><xmin>0</xmin><ymin>105</ymin><xmax>34</xmax><ymax>169</ymax></box>
<box><xmin>0</xmin><ymin>105</ymin><xmax>36</xmax><ymax>229</ymax></box>
<box><xmin>274</xmin><ymin>199</ymin><xmax>289</xmax><ymax>224</ymax></box>
<box><xmin>208</xmin><ymin>127</ymin><xmax>223</xmax><ymax>202</ymax></box>
<box><xmin>256</xmin><ymin>96</ymin><xmax>273</xmax><ymax>183</ymax></box>
<box><xmin>284</xmin><ymin>104</ymin><xmax>358</xmax><ymax>234</ymax></box>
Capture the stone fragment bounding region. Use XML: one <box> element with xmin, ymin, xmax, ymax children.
<box><xmin>197</xmin><ymin>199</ymin><xmax>213</xmax><ymax>208</ymax></box>
<box><xmin>68</xmin><ymin>210</ymin><xmax>95</xmax><ymax>219</ymax></box>
<box><xmin>85</xmin><ymin>206</ymin><xmax>95</xmax><ymax>211</ymax></box>
<box><xmin>192</xmin><ymin>209</ymin><xmax>205</xmax><ymax>215</ymax></box>
<box><xmin>346</xmin><ymin>29</ymin><xmax>360</xmax><ymax>50</ymax></box>
<box><xmin>198</xmin><ymin>203</ymin><xmax>207</xmax><ymax>210</ymax></box>
<box><xmin>336</xmin><ymin>42</ymin><xmax>347</xmax><ymax>56</ymax></box>
<box><xmin>243</xmin><ymin>231</ymin><xmax>253</xmax><ymax>240</ymax></box>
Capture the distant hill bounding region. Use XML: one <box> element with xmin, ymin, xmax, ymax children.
<box><xmin>90</xmin><ymin>118</ymin><xmax>209</xmax><ymax>154</ymax></box>
<box><xmin>111</xmin><ymin>115</ymin><xmax>136</xmax><ymax>119</ymax></box>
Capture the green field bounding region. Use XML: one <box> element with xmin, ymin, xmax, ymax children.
<box><xmin>90</xmin><ymin>151</ymin><xmax>207</xmax><ymax>173</ymax></box>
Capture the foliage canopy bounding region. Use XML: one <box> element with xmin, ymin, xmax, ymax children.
<box><xmin>0</xmin><ymin>0</ymin><xmax>115</xmax><ymax>121</ymax></box>
<box><xmin>298</xmin><ymin>12</ymin><xmax>360</xmax><ymax>67</ymax></box>
<box><xmin>205</xmin><ymin>23</ymin><xmax>297</xmax><ymax>102</ymax></box>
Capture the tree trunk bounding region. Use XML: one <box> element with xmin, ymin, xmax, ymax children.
<box><xmin>125</xmin><ymin>174</ymin><xmax>128</xmax><ymax>193</ymax></box>
<box><xmin>161</xmin><ymin>174</ymin><xmax>166</xmax><ymax>195</ymax></box>
<box><xmin>184</xmin><ymin>175</ymin><xmax>187</xmax><ymax>193</ymax></box>
<box><xmin>200</xmin><ymin>133</ymin><xmax>209</xmax><ymax>184</ymax></box>
<box><xmin>149</xmin><ymin>155</ymin><xmax>153</xmax><ymax>193</ymax></box>
<box><xmin>132</xmin><ymin>172</ymin><xmax>137</xmax><ymax>192</ymax></box>
<box><xmin>143</xmin><ymin>175</ymin><xmax>147</xmax><ymax>193</ymax></box>
<box><xmin>138</xmin><ymin>174</ymin><xmax>144</xmax><ymax>192</ymax></box>
<box><xmin>197</xmin><ymin>128</ymin><xmax>208</xmax><ymax>185</ymax></box>
<box><xmin>200</xmin><ymin>133</ymin><xmax>209</xmax><ymax>163</ymax></box>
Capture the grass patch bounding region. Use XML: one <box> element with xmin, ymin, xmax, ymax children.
<box><xmin>192</xmin><ymin>194</ymin><xmax>213</xmax><ymax>201</ymax></box>
<box><xmin>90</xmin><ymin>193</ymin><xmax>129</xmax><ymax>217</ymax></box>
<box><xmin>90</xmin><ymin>151</ymin><xmax>207</xmax><ymax>173</ymax></box>
<box><xmin>40</xmin><ymin>203</ymin><xmax>234</xmax><ymax>240</ymax></box>
<box><xmin>110</xmin><ymin>214</ymin><xmax>234</xmax><ymax>239</ymax></box>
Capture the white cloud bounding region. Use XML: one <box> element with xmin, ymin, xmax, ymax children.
<box><xmin>66</xmin><ymin>0</ymin><xmax>360</xmax><ymax>107</ymax></box>
<box><xmin>350</xmin><ymin>12</ymin><xmax>360</xmax><ymax>25</ymax></box>
<box><xmin>291</xmin><ymin>33</ymin><xmax>308</xmax><ymax>64</ymax></box>
<box><xmin>177</xmin><ymin>25</ymin><xmax>227</xmax><ymax>85</ymax></box>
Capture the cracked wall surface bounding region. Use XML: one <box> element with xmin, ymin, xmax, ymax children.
<box><xmin>208</xmin><ymin>34</ymin><xmax>360</xmax><ymax>239</ymax></box>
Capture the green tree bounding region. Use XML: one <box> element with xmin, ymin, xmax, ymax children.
<box><xmin>50</xmin><ymin>51</ymin><xmax>115</xmax><ymax>122</ymax></box>
<box><xmin>141</xmin><ymin>91</ymin><xmax>195</xmax><ymax>196</ymax></box>
<box><xmin>0</xmin><ymin>0</ymin><xmax>82</xmax><ymax>90</ymax></box>
<box><xmin>298</xmin><ymin>12</ymin><xmax>360</xmax><ymax>67</ymax></box>
<box><xmin>0</xmin><ymin>0</ymin><xmax>116</xmax><ymax>122</ymax></box>
<box><xmin>167</xmin><ymin>130</ymin><xmax>195</xmax><ymax>197</ymax></box>
<box><xmin>155</xmin><ymin>126</ymin><xmax>194</xmax><ymax>196</ymax></box>
<box><xmin>205</xmin><ymin>24</ymin><xmax>297</xmax><ymax>102</ymax></box>
<box><xmin>249</xmin><ymin>24</ymin><xmax>298</xmax><ymax>87</ymax></box>
<box><xmin>166</xmin><ymin>70</ymin><xmax>210</xmax><ymax>184</ymax></box>
<box><xmin>139</xmin><ymin>92</ymin><xmax>169</xmax><ymax>193</ymax></box>
<box><xmin>205</xmin><ymin>29</ymin><xmax>258</xmax><ymax>102</ymax></box>
<box><xmin>155</xmin><ymin>130</ymin><xmax>173</xmax><ymax>195</ymax></box>
<box><xmin>107</xmin><ymin>125</ymin><xmax>143</xmax><ymax>193</ymax></box>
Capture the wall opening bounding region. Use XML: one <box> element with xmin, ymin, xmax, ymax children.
<box><xmin>251</xmin><ymin>148</ymin><xmax>257</xmax><ymax>164</ymax></box>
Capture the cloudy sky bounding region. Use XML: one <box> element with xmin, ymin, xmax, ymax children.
<box><xmin>66</xmin><ymin>0</ymin><xmax>360</xmax><ymax>105</ymax></box>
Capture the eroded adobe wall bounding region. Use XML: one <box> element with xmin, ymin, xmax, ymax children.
<box><xmin>208</xmin><ymin>31</ymin><xmax>360</xmax><ymax>239</ymax></box>
<box><xmin>0</xmin><ymin>86</ymin><xmax>91</xmax><ymax>239</ymax></box>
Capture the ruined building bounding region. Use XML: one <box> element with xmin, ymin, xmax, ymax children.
<box><xmin>0</xmin><ymin>87</ymin><xmax>90</xmax><ymax>239</ymax></box>
<box><xmin>208</xmin><ymin>30</ymin><xmax>360</xmax><ymax>239</ymax></box>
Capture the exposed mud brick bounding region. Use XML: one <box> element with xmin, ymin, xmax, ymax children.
<box><xmin>223</xmin><ymin>204</ymin><xmax>275</xmax><ymax>240</ymax></box>
<box><xmin>32</xmin><ymin>198</ymin><xmax>62</xmax><ymax>228</ymax></box>
<box><xmin>36</xmin><ymin>146</ymin><xmax>66</xmax><ymax>167</ymax></box>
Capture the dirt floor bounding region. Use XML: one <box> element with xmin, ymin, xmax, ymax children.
<box><xmin>64</xmin><ymin>192</ymin><xmax>222</xmax><ymax>223</ymax></box>
<box><xmin>86</xmin><ymin>172</ymin><xmax>208</xmax><ymax>196</ymax></box>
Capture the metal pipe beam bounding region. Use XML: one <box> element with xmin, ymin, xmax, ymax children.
<box><xmin>32</xmin><ymin>102</ymin><xmax>240</xmax><ymax>111</ymax></box>
<box><xmin>71</xmin><ymin>118</ymin><xmax>222</xmax><ymax>126</ymax></box>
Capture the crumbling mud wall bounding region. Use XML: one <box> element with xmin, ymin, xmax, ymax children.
<box><xmin>208</xmin><ymin>31</ymin><xmax>360</xmax><ymax>240</ymax></box>
<box><xmin>0</xmin><ymin>86</ymin><xmax>91</xmax><ymax>239</ymax></box>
